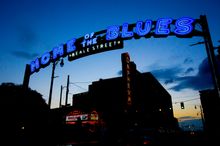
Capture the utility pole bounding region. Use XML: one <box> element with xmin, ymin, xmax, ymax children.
<box><xmin>48</xmin><ymin>59</ymin><xmax>64</xmax><ymax>109</ymax></box>
<box><xmin>65</xmin><ymin>75</ymin><xmax>70</xmax><ymax>106</ymax></box>
<box><xmin>199</xmin><ymin>105</ymin><xmax>205</xmax><ymax>129</ymax></box>
<box><xmin>59</xmin><ymin>85</ymin><xmax>63</xmax><ymax>108</ymax></box>
<box><xmin>48</xmin><ymin>62</ymin><xmax>56</xmax><ymax>108</ymax></box>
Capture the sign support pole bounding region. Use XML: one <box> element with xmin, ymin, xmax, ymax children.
<box><xmin>23</xmin><ymin>64</ymin><xmax>31</xmax><ymax>91</ymax></box>
<box><xmin>200</xmin><ymin>15</ymin><xmax>220</xmax><ymax>99</ymax></box>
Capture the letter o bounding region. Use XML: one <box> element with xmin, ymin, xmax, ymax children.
<box><xmin>41</xmin><ymin>52</ymin><xmax>50</xmax><ymax>65</ymax></box>
<box><xmin>84</xmin><ymin>34</ymin><xmax>90</xmax><ymax>40</ymax></box>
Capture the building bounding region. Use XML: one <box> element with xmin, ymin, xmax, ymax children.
<box><xmin>199</xmin><ymin>89</ymin><xmax>220</xmax><ymax>138</ymax></box>
<box><xmin>70</xmin><ymin>52</ymin><xmax>178</xmax><ymax>131</ymax></box>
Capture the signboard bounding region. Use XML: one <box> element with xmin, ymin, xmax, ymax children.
<box><xmin>29</xmin><ymin>17</ymin><xmax>201</xmax><ymax>75</ymax></box>
<box><xmin>122</xmin><ymin>53</ymin><xmax>132</xmax><ymax>106</ymax></box>
<box><xmin>22</xmin><ymin>15</ymin><xmax>220</xmax><ymax>103</ymax></box>
<box><xmin>66</xmin><ymin>114</ymin><xmax>89</xmax><ymax>122</ymax></box>
<box><xmin>66</xmin><ymin>110</ymin><xmax>99</xmax><ymax>123</ymax></box>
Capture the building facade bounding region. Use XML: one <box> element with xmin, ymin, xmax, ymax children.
<box><xmin>199</xmin><ymin>89</ymin><xmax>220</xmax><ymax>139</ymax></box>
<box><xmin>71</xmin><ymin>52</ymin><xmax>178</xmax><ymax>131</ymax></box>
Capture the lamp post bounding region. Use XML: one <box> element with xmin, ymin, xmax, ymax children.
<box><xmin>48</xmin><ymin>58</ymin><xmax>64</xmax><ymax>109</ymax></box>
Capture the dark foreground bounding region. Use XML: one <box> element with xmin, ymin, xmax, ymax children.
<box><xmin>56</xmin><ymin>129</ymin><xmax>216</xmax><ymax>146</ymax></box>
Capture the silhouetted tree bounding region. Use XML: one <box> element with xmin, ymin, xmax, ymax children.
<box><xmin>0</xmin><ymin>83</ymin><xmax>50</xmax><ymax>145</ymax></box>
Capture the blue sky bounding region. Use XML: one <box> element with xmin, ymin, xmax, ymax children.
<box><xmin>0</xmin><ymin>0</ymin><xmax>220</xmax><ymax>120</ymax></box>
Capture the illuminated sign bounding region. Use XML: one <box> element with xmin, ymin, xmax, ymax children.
<box><xmin>106</xmin><ymin>17</ymin><xmax>195</xmax><ymax>41</ymax></box>
<box><xmin>66</xmin><ymin>110</ymin><xmax>99</xmax><ymax>123</ymax></box>
<box><xmin>68</xmin><ymin>37</ymin><xmax>123</xmax><ymax>61</ymax></box>
<box><xmin>122</xmin><ymin>53</ymin><xmax>132</xmax><ymax>106</ymax></box>
<box><xmin>30</xmin><ymin>38</ymin><xmax>77</xmax><ymax>73</ymax></box>
<box><xmin>29</xmin><ymin>17</ymin><xmax>198</xmax><ymax>75</ymax></box>
<box><xmin>66</xmin><ymin>114</ymin><xmax>89</xmax><ymax>122</ymax></box>
<box><xmin>29</xmin><ymin>32</ymin><xmax>123</xmax><ymax>74</ymax></box>
<box><xmin>90</xmin><ymin>110</ymin><xmax>99</xmax><ymax>120</ymax></box>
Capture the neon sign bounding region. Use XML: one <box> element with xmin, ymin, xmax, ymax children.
<box><xmin>30</xmin><ymin>38</ymin><xmax>77</xmax><ymax>73</ymax></box>
<box><xmin>106</xmin><ymin>17</ymin><xmax>194</xmax><ymax>41</ymax></box>
<box><xmin>122</xmin><ymin>53</ymin><xmax>132</xmax><ymax>106</ymax></box>
<box><xmin>29</xmin><ymin>17</ymin><xmax>196</xmax><ymax>74</ymax></box>
<box><xmin>66</xmin><ymin>110</ymin><xmax>99</xmax><ymax>124</ymax></box>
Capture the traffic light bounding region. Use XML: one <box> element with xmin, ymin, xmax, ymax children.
<box><xmin>180</xmin><ymin>102</ymin><xmax>184</xmax><ymax>109</ymax></box>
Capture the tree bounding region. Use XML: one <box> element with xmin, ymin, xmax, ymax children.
<box><xmin>0</xmin><ymin>83</ymin><xmax>50</xmax><ymax>145</ymax></box>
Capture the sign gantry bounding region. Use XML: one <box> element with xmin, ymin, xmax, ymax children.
<box><xmin>23</xmin><ymin>15</ymin><xmax>220</xmax><ymax>104</ymax></box>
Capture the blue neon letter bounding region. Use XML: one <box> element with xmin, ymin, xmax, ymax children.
<box><xmin>155</xmin><ymin>18</ymin><xmax>172</xmax><ymax>35</ymax></box>
<box><xmin>41</xmin><ymin>52</ymin><xmax>50</xmax><ymax>66</ymax></box>
<box><xmin>84</xmin><ymin>34</ymin><xmax>90</xmax><ymax>40</ymax></box>
<box><xmin>52</xmin><ymin>45</ymin><xmax>64</xmax><ymax>61</ymax></box>
<box><xmin>30</xmin><ymin>58</ymin><xmax>40</xmax><ymax>73</ymax></box>
<box><xmin>106</xmin><ymin>25</ymin><xmax>120</xmax><ymax>40</ymax></box>
<box><xmin>174</xmin><ymin>17</ymin><xmax>194</xmax><ymax>35</ymax></box>
<box><xmin>135</xmin><ymin>20</ymin><xmax>152</xmax><ymax>36</ymax></box>
<box><xmin>122</xmin><ymin>23</ymin><xmax>133</xmax><ymax>38</ymax></box>
<box><xmin>67</xmin><ymin>38</ymin><xmax>76</xmax><ymax>53</ymax></box>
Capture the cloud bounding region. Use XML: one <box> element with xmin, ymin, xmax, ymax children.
<box><xmin>178</xmin><ymin>116</ymin><xmax>198</xmax><ymax>121</ymax></box>
<box><xmin>151</xmin><ymin>57</ymin><xmax>215</xmax><ymax>91</ymax></box>
<box><xmin>151</xmin><ymin>66</ymin><xmax>183</xmax><ymax>81</ymax></box>
<box><xmin>170</xmin><ymin>58</ymin><xmax>213</xmax><ymax>91</ymax></box>
<box><xmin>183</xmin><ymin>57</ymin><xmax>193</xmax><ymax>64</ymax></box>
<box><xmin>170</xmin><ymin>76</ymin><xmax>212</xmax><ymax>91</ymax></box>
<box><xmin>15</xmin><ymin>24</ymin><xmax>38</xmax><ymax>50</ymax></box>
<box><xmin>11</xmin><ymin>51</ymin><xmax>39</xmax><ymax>60</ymax></box>
<box><xmin>164</xmin><ymin>79</ymin><xmax>174</xmax><ymax>84</ymax></box>
<box><xmin>184</xmin><ymin>67</ymin><xmax>194</xmax><ymax>75</ymax></box>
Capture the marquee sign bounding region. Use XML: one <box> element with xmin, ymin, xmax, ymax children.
<box><xmin>66</xmin><ymin>110</ymin><xmax>99</xmax><ymax>124</ymax></box>
<box><xmin>29</xmin><ymin>16</ymin><xmax>203</xmax><ymax>75</ymax></box>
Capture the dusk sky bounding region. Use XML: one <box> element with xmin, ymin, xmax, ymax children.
<box><xmin>1</xmin><ymin>0</ymin><xmax>220</xmax><ymax>122</ymax></box>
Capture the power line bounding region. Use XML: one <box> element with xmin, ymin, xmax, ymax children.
<box><xmin>72</xmin><ymin>81</ymin><xmax>92</xmax><ymax>84</ymax></box>
<box><xmin>172</xmin><ymin>94</ymin><xmax>200</xmax><ymax>99</ymax></box>
<box><xmin>70</xmin><ymin>82</ymin><xmax>87</xmax><ymax>91</ymax></box>
<box><xmin>189</xmin><ymin>41</ymin><xmax>205</xmax><ymax>46</ymax></box>
<box><xmin>173</xmin><ymin>97</ymin><xmax>200</xmax><ymax>104</ymax></box>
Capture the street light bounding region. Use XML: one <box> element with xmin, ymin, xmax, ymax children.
<box><xmin>48</xmin><ymin>58</ymin><xmax>64</xmax><ymax>109</ymax></box>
